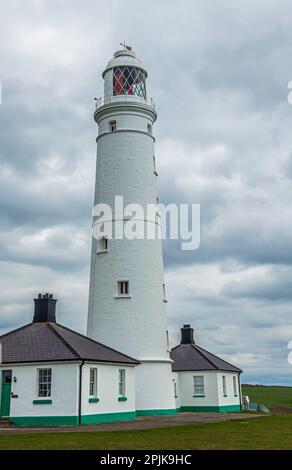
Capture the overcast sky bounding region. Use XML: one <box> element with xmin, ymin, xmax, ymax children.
<box><xmin>1</xmin><ymin>0</ymin><xmax>292</xmax><ymax>385</ymax></box>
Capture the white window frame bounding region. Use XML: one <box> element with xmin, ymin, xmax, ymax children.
<box><xmin>117</xmin><ymin>280</ymin><xmax>130</xmax><ymax>297</ymax></box>
<box><xmin>37</xmin><ymin>368</ymin><xmax>52</xmax><ymax>398</ymax></box>
<box><xmin>109</xmin><ymin>120</ymin><xmax>117</xmax><ymax>132</ymax></box>
<box><xmin>222</xmin><ymin>375</ymin><xmax>227</xmax><ymax>396</ymax></box>
<box><xmin>89</xmin><ymin>368</ymin><xmax>98</xmax><ymax>397</ymax></box>
<box><xmin>118</xmin><ymin>369</ymin><xmax>126</xmax><ymax>397</ymax></box>
<box><xmin>193</xmin><ymin>375</ymin><xmax>205</xmax><ymax>397</ymax></box>
<box><xmin>97</xmin><ymin>236</ymin><xmax>108</xmax><ymax>254</ymax></box>
<box><xmin>233</xmin><ymin>376</ymin><xmax>238</xmax><ymax>396</ymax></box>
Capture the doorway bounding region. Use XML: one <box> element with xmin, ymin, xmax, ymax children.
<box><xmin>0</xmin><ymin>370</ymin><xmax>12</xmax><ymax>417</ymax></box>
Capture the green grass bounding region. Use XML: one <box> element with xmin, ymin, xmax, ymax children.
<box><xmin>242</xmin><ymin>385</ymin><xmax>292</xmax><ymax>409</ymax></box>
<box><xmin>0</xmin><ymin>414</ymin><xmax>292</xmax><ymax>450</ymax></box>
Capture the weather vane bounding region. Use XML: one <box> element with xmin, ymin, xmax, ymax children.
<box><xmin>120</xmin><ymin>41</ymin><xmax>132</xmax><ymax>51</ymax></box>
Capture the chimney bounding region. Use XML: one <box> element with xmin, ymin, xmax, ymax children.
<box><xmin>33</xmin><ymin>293</ymin><xmax>57</xmax><ymax>323</ymax></box>
<box><xmin>180</xmin><ymin>324</ymin><xmax>195</xmax><ymax>344</ymax></box>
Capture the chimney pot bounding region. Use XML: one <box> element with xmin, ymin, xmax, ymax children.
<box><xmin>33</xmin><ymin>293</ymin><xmax>57</xmax><ymax>323</ymax></box>
<box><xmin>180</xmin><ymin>324</ymin><xmax>195</xmax><ymax>344</ymax></box>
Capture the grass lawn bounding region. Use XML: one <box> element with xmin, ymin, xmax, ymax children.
<box><xmin>0</xmin><ymin>414</ymin><xmax>292</xmax><ymax>450</ymax></box>
<box><xmin>242</xmin><ymin>385</ymin><xmax>292</xmax><ymax>410</ymax></box>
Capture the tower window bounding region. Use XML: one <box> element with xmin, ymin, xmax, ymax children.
<box><xmin>153</xmin><ymin>156</ymin><xmax>158</xmax><ymax>176</ymax></box>
<box><xmin>117</xmin><ymin>280</ymin><xmax>129</xmax><ymax>297</ymax></box>
<box><xmin>193</xmin><ymin>375</ymin><xmax>205</xmax><ymax>397</ymax></box>
<box><xmin>109</xmin><ymin>120</ymin><xmax>116</xmax><ymax>132</ymax></box>
<box><xmin>97</xmin><ymin>237</ymin><xmax>108</xmax><ymax>254</ymax></box>
<box><xmin>147</xmin><ymin>123</ymin><xmax>152</xmax><ymax>135</ymax></box>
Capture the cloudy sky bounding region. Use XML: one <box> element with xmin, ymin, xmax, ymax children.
<box><xmin>1</xmin><ymin>0</ymin><xmax>292</xmax><ymax>384</ymax></box>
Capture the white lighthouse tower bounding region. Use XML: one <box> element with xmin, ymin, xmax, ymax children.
<box><xmin>87</xmin><ymin>47</ymin><xmax>176</xmax><ymax>415</ymax></box>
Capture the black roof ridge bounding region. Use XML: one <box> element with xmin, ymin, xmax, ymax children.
<box><xmin>190</xmin><ymin>343</ymin><xmax>219</xmax><ymax>369</ymax></box>
<box><xmin>52</xmin><ymin>322</ymin><xmax>140</xmax><ymax>364</ymax></box>
<box><xmin>47</xmin><ymin>323</ymin><xmax>80</xmax><ymax>359</ymax></box>
<box><xmin>0</xmin><ymin>322</ymin><xmax>33</xmax><ymax>339</ymax></box>
<box><xmin>195</xmin><ymin>344</ymin><xmax>242</xmax><ymax>372</ymax></box>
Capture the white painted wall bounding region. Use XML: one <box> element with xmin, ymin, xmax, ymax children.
<box><xmin>178</xmin><ymin>371</ymin><xmax>220</xmax><ymax>408</ymax></box>
<box><xmin>0</xmin><ymin>363</ymin><xmax>79</xmax><ymax>418</ymax></box>
<box><xmin>217</xmin><ymin>372</ymin><xmax>241</xmax><ymax>407</ymax></box>
<box><xmin>81</xmin><ymin>363</ymin><xmax>136</xmax><ymax>417</ymax></box>
<box><xmin>175</xmin><ymin>371</ymin><xmax>241</xmax><ymax>409</ymax></box>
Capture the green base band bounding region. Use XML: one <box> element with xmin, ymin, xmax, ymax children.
<box><xmin>179</xmin><ymin>405</ymin><xmax>242</xmax><ymax>413</ymax></box>
<box><xmin>80</xmin><ymin>411</ymin><xmax>136</xmax><ymax>424</ymax></box>
<box><xmin>136</xmin><ymin>408</ymin><xmax>177</xmax><ymax>416</ymax></box>
<box><xmin>10</xmin><ymin>411</ymin><xmax>136</xmax><ymax>427</ymax></box>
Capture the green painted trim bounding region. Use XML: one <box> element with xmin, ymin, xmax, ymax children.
<box><xmin>11</xmin><ymin>411</ymin><xmax>137</xmax><ymax>427</ymax></box>
<box><xmin>10</xmin><ymin>416</ymin><xmax>78</xmax><ymax>426</ymax></box>
<box><xmin>193</xmin><ymin>395</ymin><xmax>205</xmax><ymax>398</ymax></box>
<box><xmin>136</xmin><ymin>408</ymin><xmax>177</xmax><ymax>416</ymax></box>
<box><xmin>81</xmin><ymin>411</ymin><xmax>136</xmax><ymax>425</ymax></box>
<box><xmin>88</xmin><ymin>397</ymin><xmax>100</xmax><ymax>403</ymax></box>
<box><xmin>179</xmin><ymin>404</ymin><xmax>241</xmax><ymax>413</ymax></box>
<box><xmin>32</xmin><ymin>399</ymin><xmax>52</xmax><ymax>405</ymax></box>
<box><xmin>234</xmin><ymin>395</ymin><xmax>238</xmax><ymax>397</ymax></box>
<box><xmin>118</xmin><ymin>396</ymin><xmax>127</xmax><ymax>401</ymax></box>
<box><xmin>223</xmin><ymin>395</ymin><xmax>228</xmax><ymax>397</ymax></box>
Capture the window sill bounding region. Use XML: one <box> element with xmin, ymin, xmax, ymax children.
<box><xmin>163</xmin><ymin>299</ymin><xmax>168</xmax><ymax>303</ymax></box>
<box><xmin>96</xmin><ymin>250</ymin><xmax>108</xmax><ymax>255</ymax></box>
<box><xmin>118</xmin><ymin>396</ymin><xmax>128</xmax><ymax>402</ymax></box>
<box><xmin>33</xmin><ymin>399</ymin><xmax>52</xmax><ymax>405</ymax></box>
<box><xmin>193</xmin><ymin>395</ymin><xmax>205</xmax><ymax>398</ymax></box>
<box><xmin>234</xmin><ymin>395</ymin><xmax>238</xmax><ymax>397</ymax></box>
<box><xmin>154</xmin><ymin>171</ymin><xmax>158</xmax><ymax>176</ymax></box>
<box><xmin>223</xmin><ymin>395</ymin><xmax>228</xmax><ymax>398</ymax></box>
<box><xmin>89</xmin><ymin>397</ymin><xmax>100</xmax><ymax>403</ymax></box>
<box><xmin>114</xmin><ymin>296</ymin><xmax>132</xmax><ymax>299</ymax></box>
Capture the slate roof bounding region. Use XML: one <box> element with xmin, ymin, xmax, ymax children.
<box><xmin>170</xmin><ymin>343</ymin><xmax>242</xmax><ymax>373</ymax></box>
<box><xmin>0</xmin><ymin>322</ymin><xmax>140</xmax><ymax>365</ymax></box>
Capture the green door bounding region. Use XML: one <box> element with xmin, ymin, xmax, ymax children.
<box><xmin>0</xmin><ymin>370</ymin><xmax>12</xmax><ymax>417</ymax></box>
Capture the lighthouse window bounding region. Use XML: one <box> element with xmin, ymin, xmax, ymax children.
<box><xmin>118</xmin><ymin>280</ymin><xmax>129</xmax><ymax>297</ymax></box>
<box><xmin>113</xmin><ymin>67</ymin><xmax>146</xmax><ymax>99</ymax></box>
<box><xmin>147</xmin><ymin>124</ymin><xmax>152</xmax><ymax>135</ymax></box>
<box><xmin>109</xmin><ymin>120</ymin><xmax>116</xmax><ymax>132</ymax></box>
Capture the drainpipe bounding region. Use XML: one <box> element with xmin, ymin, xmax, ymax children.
<box><xmin>78</xmin><ymin>361</ymin><xmax>85</xmax><ymax>426</ymax></box>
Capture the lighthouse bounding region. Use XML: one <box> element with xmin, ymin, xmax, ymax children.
<box><xmin>87</xmin><ymin>47</ymin><xmax>176</xmax><ymax>415</ymax></box>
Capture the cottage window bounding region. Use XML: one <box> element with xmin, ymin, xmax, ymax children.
<box><xmin>193</xmin><ymin>375</ymin><xmax>204</xmax><ymax>396</ymax></box>
<box><xmin>222</xmin><ymin>376</ymin><xmax>227</xmax><ymax>396</ymax></box>
<box><xmin>119</xmin><ymin>369</ymin><xmax>126</xmax><ymax>397</ymax></box>
<box><xmin>37</xmin><ymin>368</ymin><xmax>52</xmax><ymax>398</ymax></box>
<box><xmin>89</xmin><ymin>368</ymin><xmax>98</xmax><ymax>397</ymax></box>
<box><xmin>233</xmin><ymin>376</ymin><xmax>237</xmax><ymax>396</ymax></box>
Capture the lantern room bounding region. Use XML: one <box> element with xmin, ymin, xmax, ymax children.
<box><xmin>102</xmin><ymin>48</ymin><xmax>148</xmax><ymax>101</ymax></box>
